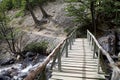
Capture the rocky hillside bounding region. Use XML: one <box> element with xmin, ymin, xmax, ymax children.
<box><xmin>8</xmin><ymin>1</ymin><xmax>74</xmax><ymax>38</ymax></box>
<box><xmin>0</xmin><ymin>1</ymin><xmax>76</xmax><ymax>79</ymax></box>
<box><xmin>0</xmin><ymin>0</ymin><xmax>75</xmax><ymax>64</ymax></box>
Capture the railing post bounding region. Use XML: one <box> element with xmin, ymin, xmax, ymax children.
<box><xmin>69</xmin><ymin>37</ymin><xmax>72</xmax><ymax>50</ymax></box>
<box><xmin>71</xmin><ymin>33</ymin><xmax>74</xmax><ymax>45</ymax></box>
<box><xmin>66</xmin><ymin>39</ymin><xmax>68</xmax><ymax>57</ymax></box>
<box><xmin>111</xmin><ymin>68</ymin><xmax>120</xmax><ymax>80</ymax></box>
<box><xmin>58</xmin><ymin>47</ymin><xmax>62</xmax><ymax>71</ymax></box>
<box><xmin>87</xmin><ymin>30</ymin><xmax>88</xmax><ymax>41</ymax></box>
<box><xmin>93</xmin><ymin>42</ymin><xmax>95</xmax><ymax>58</ymax></box>
<box><xmin>91</xmin><ymin>38</ymin><xmax>93</xmax><ymax>50</ymax></box>
<box><xmin>93</xmin><ymin>42</ymin><xmax>96</xmax><ymax>58</ymax></box>
<box><xmin>97</xmin><ymin>49</ymin><xmax>100</xmax><ymax>73</ymax></box>
<box><xmin>93</xmin><ymin>43</ymin><xmax>97</xmax><ymax>59</ymax></box>
<box><xmin>50</xmin><ymin>52</ymin><xmax>58</xmax><ymax>70</ymax></box>
<box><xmin>73</xmin><ymin>31</ymin><xmax>76</xmax><ymax>42</ymax></box>
<box><xmin>89</xmin><ymin>35</ymin><xmax>91</xmax><ymax>45</ymax></box>
<box><xmin>43</xmin><ymin>68</ymin><xmax>47</xmax><ymax>80</ymax></box>
<box><xmin>88</xmin><ymin>33</ymin><xmax>90</xmax><ymax>42</ymax></box>
<box><xmin>38</xmin><ymin>68</ymin><xmax>47</xmax><ymax>80</ymax></box>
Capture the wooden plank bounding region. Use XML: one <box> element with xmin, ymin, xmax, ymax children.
<box><xmin>61</xmin><ymin>61</ymin><xmax>97</xmax><ymax>64</ymax></box>
<box><xmin>62</xmin><ymin>59</ymin><xmax>97</xmax><ymax>62</ymax></box>
<box><xmin>61</xmin><ymin>64</ymin><xmax>97</xmax><ymax>67</ymax></box>
<box><xmin>61</xmin><ymin>64</ymin><xmax>98</xmax><ymax>69</ymax></box>
<box><xmin>49</xmin><ymin>38</ymin><xmax>105</xmax><ymax>80</ymax></box>
<box><xmin>50</xmin><ymin>78</ymin><xmax>103</xmax><ymax>80</ymax></box>
<box><xmin>62</xmin><ymin>57</ymin><xmax>96</xmax><ymax>60</ymax></box>
<box><xmin>50</xmin><ymin>76</ymin><xmax>104</xmax><ymax>80</ymax></box>
<box><xmin>53</xmin><ymin>68</ymin><xmax>98</xmax><ymax>74</ymax></box>
<box><xmin>51</xmin><ymin>71</ymin><xmax>105</xmax><ymax>79</ymax></box>
<box><xmin>60</xmin><ymin>66</ymin><xmax>98</xmax><ymax>71</ymax></box>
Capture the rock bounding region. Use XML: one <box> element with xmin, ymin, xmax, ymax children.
<box><xmin>24</xmin><ymin>52</ymin><xmax>37</xmax><ymax>63</ymax></box>
<box><xmin>1</xmin><ymin>70</ymin><xmax>11</xmax><ymax>78</ymax></box>
<box><xmin>98</xmin><ymin>36</ymin><xmax>109</xmax><ymax>52</ymax></box>
<box><xmin>98</xmin><ymin>30</ymin><xmax>116</xmax><ymax>55</ymax></box>
<box><xmin>117</xmin><ymin>46</ymin><xmax>120</xmax><ymax>52</ymax></box>
<box><xmin>46</xmin><ymin>63</ymin><xmax>52</xmax><ymax>79</ymax></box>
<box><xmin>9</xmin><ymin>67</ymin><xmax>19</xmax><ymax>77</ymax></box>
<box><xmin>117</xmin><ymin>41</ymin><xmax>120</xmax><ymax>46</ymax></box>
<box><xmin>0</xmin><ymin>75</ymin><xmax>11</xmax><ymax>80</ymax></box>
<box><xmin>16</xmin><ymin>55</ymin><xmax>21</xmax><ymax>61</ymax></box>
<box><xmin>18</xmin><ymin>73</ymin><xmax>27</xmax><ymax>79</ymax></box>
<box><xmin>117</xmin><ymin>32</ymin><xmax>120</xmax><ymax>40</ymax></box>
<box><xmin>111</xmin><ymin>55</ymin><xmax>118</xmax><ymax>62</ymax></box>
<box><xmin>25</xmin><ymin>52</ymin><xmax>36</xmax><ymax>58</ymax></box>
<box><xmin>0</xmin><ymin>58</ymin><xmax>15</xmax><ymax>66</ymax></box>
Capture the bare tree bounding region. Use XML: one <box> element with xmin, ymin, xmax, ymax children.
<box><xmin>0</xmin><ymin>22</ymin><xmax>13</xmax><ymax>53</ymax></box>
<box><xmin>0</xmin><ymin>22</ymin><xmax>29</xmax><ymax>58</ymax></box>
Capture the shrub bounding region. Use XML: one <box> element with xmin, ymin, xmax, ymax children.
<box><xmin>15</xmin><ymin>10</ymin><xmax>24</xmax><ymax>18</ymax></box>
<box><xmin>76</xmin><ymin>23</ymin><xmax>91</xmax><ymax>38</ymax></box>
<box><xmin>64</xmin><ymin>27</ymin><xmax>74</xmax><ymax>36</ymax></box>
<box><xmin>24</xmin><ymin>41</ymin><xmax>48</xmax><ymax>55</ymax></box>
<box><xmin>2</xmin><ymin>0</ymin><xmax>14</xmax><ymax>10</ymax></box>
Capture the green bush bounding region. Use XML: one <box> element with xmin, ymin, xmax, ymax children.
<box><xmin>76</xmin><ymin>22</ymin><xmax>91</xmax><ymax>38</ymax></box>
<box><xmin>15</xmin><ymin>10</ymin><xmax>24</xmax><ymax>18</ymax></box>
<box><xmin>2</xmin><ymin>0</ymin><xmax>14</xmax><ymax>10</ymax></box>
<box><xmin>1</xmin><ymin>0</ymin><xmax>56</xmax><ymax>11</ymax></box>
<box><xmin>24</xmin><ymin>41</ymin><xmax>48</xmax><ymax>55</ymax></box>
<box><xmin>64</xmin><ymin>27</ymin><xmax>74</xmax><ymax>36</ymax></box>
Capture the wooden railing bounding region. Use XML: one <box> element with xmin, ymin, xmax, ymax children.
<box><xmin>24</xmin><ymin>28</ymin><xmax>77</xmax><ymax>80</ymax></box>
<box><xmin>87</xmin><ymin>30</ymin><xmax>120</xmax><ymax>80</ymax></box>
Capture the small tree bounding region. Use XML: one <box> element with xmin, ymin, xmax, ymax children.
<box><xmin>37</xmin><ymin>0</ymin><xmax>51</xmax><ymax>18</ymax></box>
<box><xmin>0</xmin><ymin>22</ymin><xmax>29</xmax><ymax>57</ymax></box>
<box><xmin>25</xmin><ymin>0</ymin><xmax>51</xmax><ymax>26</ymax></box>
<box><xmin>0</xmin><ymin>1</ymin><xmax>29</xmax><ymax>58</ymax></box>
<box><xmin>0</xmin><ymin>0</ymin><xmax>51</xmax><ymax>26</ymax></box>
<box><xmin>65</xmin><ymin>0</ymin><xmax>120</xmax><ymax>34</ymax></box>
<box><xmin>25</xmin><ymin>0</ymin><xmax>40</xmax><ymax>25</ymax></box>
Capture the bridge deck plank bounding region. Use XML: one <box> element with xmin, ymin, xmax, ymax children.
<box><xmin>49</xmin><ymin>38</ymin><xmax>105</xmax><ymax>80</ymax></box>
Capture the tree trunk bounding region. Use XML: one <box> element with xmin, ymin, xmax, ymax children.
<box><xmin>10</xmin><ymin>28</ymin><xmax>16</xmax><ymax>53</ymax></box>
<box><xmin>38</xmin><ymin>4</ymin><xmax>50</xmax><ymax>18</ymax></box>
<box><xmin>0</xmin><ymin>23</ymin><xmax>13</xmax><ymax>52</ymax></box>
<box><xmin>26</xmin><ymin>0</ymin><xmax>39</xmax><ymax>25</ymax></box>
<box><xmin>90</xmin><ymin>0</ymin><xmax>96</xmax><ymax>36</ymax></box>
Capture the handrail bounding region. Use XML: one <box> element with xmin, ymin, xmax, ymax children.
<box><xmin>87</xmin><ymin>30</ymin><xmax>120</xmax><ymax>80</ymax></box>
<box><xmin>24</xmin><ymin>28</ymin><xmax>77</xmax><ymax>80</ymax></box>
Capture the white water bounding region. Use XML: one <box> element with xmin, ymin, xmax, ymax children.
<box><xmin>21</xmin><ymin>64</ymin><xmax>32</xmax><ymax>73</ymax></box>
<box><xmin>0</xmin><ymin>54</ymin><xmax>48</xmax><ymax>80</ymax></box>
<box><xmin>0</xmin><ymin>63</ymin><xmax>22</xmax><ymax>72</ymax></box>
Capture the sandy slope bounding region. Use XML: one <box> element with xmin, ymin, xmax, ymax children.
<box><xmin>9</xmin><ymin>1</ymin><xmax>74</xmax><ymax>38</ymax></box>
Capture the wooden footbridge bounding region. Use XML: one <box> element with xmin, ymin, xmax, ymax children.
<box><xmin>49</xmin><ymin>38</ymin><xmax>105</xmax><ymax>80</ymax></box>
<box><xmin>24</xmin><ymin>29</ymin><xmax>120</xmax><ymax>80</ymax></box>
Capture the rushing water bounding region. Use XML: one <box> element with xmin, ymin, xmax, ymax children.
<box><xmin>0</xmin><ymin>54</ymin><xmax>48</xmax><ymax>80</ymax></box>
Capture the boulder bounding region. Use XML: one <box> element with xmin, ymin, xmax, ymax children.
<box><xmin>98</xmin><ymin>30</ymin><xmax>116</xmax><ymax>55</ymax></box>
<box><xmin>0</xmin><ymin>75</ymin><xmax>11</xmax><ymax>80</ymax></box>
<box><xmin>25</xmin><ymin>52</ymin><xmax>36</xmax><ymax>58</ymax></box>
<box><xmin>0</xmin><ymin>58</ymin><xmax>15</xmax><ymax>66</ymax></box>
<box><xmin>1</xmin><ymin>70</ymin><xmax>11</xmax><ymax>78</ymax></box>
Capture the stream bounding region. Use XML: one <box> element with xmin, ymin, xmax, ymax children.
<box><xmin>0</xmin><ymin>53</ymin><xmax>49</xmax><ymax>80</ymax></box>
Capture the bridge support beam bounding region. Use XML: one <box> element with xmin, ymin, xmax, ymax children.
<box><xmin>66</xmin><ymin>39</ymin><xmax>68</xmax><ymax>57</ymax></box>
<box><xmin>58</xmin><ymin>47</ymin><xmax>62</xmax><ymax>72</ymax></box>
<box><xmin>97</xmin><ymin>49</ymin><xmax>100</xmax><ymax>73</ymax></box>
<box><xmin>69</xmin><ymin>37</ymin><xmax>72</xmax><ymax>50</ymax></box>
